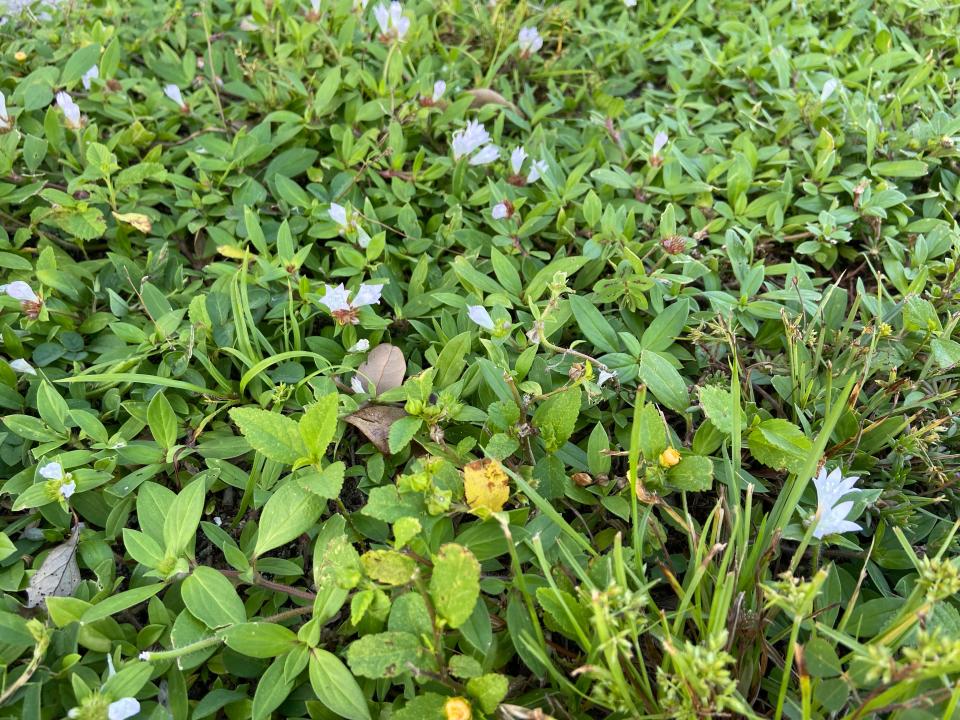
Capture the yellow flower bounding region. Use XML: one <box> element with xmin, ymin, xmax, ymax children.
<box><xmin>14</xmin><ymin>51</ymin><xmax>27</xmax><ymax>62</ymax></box>
<box><xmin>659</xmin><ymin>447</ymin><xmax>681</xmax><ymax>468</ymax></box>
<box><xmin>444</xmin><ymin>697</ymin><xmax>472</xmax><ymax>720</ymax></box>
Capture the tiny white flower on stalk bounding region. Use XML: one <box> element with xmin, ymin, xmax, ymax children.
<box><xmin>373</xmin><ymin>2</ymin><xmax>410</xmax><ymax>42</ymax></box>
<box><xmin>0</xmin><ymin>91</ymin><xmax>12</xmax><ymax>131</ymax></box>
<box><xmin>9</xmin><ymin>358</ymin><xmax>36</xmax><ymax>375</ymax></box>
<box><xmin>510</xmin><ymin>146</ymin><xmax>528</xmax><ymax>175</ymax></box>
<box><xmin>319</xmin><ymin>283</ymin><xmax>384</xmax><ymax>325</ymax></box>
<box><xmin>469</xmin><ymin>144</ymin><xmax>500</xmax><ymax>166</ymax></box>
<box><xmin>527</xmin><ymin>159</ymin><xmax>548</xmax><ymax>183</ymax></box>
<box><xmin>491</xmin><ymin>202</ymin><xmax>509</xmax><ymax>220</ymax></box>
<box><xmin>467</xmin><ymin>305</ymin><xmax>494</xmax><ymax>330</ymax></box>
<box><xmin>811</xmin><ymin>466</ymin><xmax>863</xmax><ymax>539</ymax></box>
<box><xmin>164</xmin><ymin>84</ymin><xmax>188</xmax><ymax>111</ymax></box>
<box><xmin>652</xmin><ymin>131</ymin><xmax>669</xmax><ymax>155</ymax></box>
<box><xmin>0</xmin><ymin>281</ymin><xmax>38</xmax><ymax>303</ymax></box>
<box><xmin>351</xmin><ymin>376</ymin><xmax>365</xmax><ymax>394</ymax></box>
<box><xmin>81</xmin><ymin>65</ymin><xmax>98</xmax><ymax>90</ymax></box>
<box><xmin>349</xmin><ymin>339</ymin><xmax>370</xmax><ymax>352</ymax></box>
<box><xmin>56</xmin><ymin>91</ymin><xmax>82</xmax><ymax>129</ymax></box>
<box><xmin>452</xmin><ymin>120</ymin><xmax>491</xmax><ymax>160</ymax></box>
<box><xmin>597</xmin><ymin>369</ymin><xmax>617</xmax><ymax>387</ymax></box>
<box><xmin>432</xmin><ymin>80</ymin><xmax>446</xmax><ymax>103</ymax></box>
<box><xmin>518</xmin><ymin>26</ymin><xmax>543</xmax><ymax>58</ymax></box>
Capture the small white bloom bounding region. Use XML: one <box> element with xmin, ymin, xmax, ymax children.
<box><xmin>81</xmin><ymin>65</ymin><xmax>99</xmax><ymax>90</ymax></box>
<box><xmin>352</xmin><ymin>283</ymin><xmax>383</xmax><ymax>307</ymax></box>
<box><xmin>597</xmin><ymin>369</ymin><xmax>617</xmax><ymax>387</ymax></box>
<box><xmin>356</xmin><ymin>226</ymin><xmax>371</xmax><ymax>249</ymax></box>
<box><xmin>510</xmin><ymin>146</ymin><xmax>528</xmax><ymax>175</ymax></box>
<box><xmin>138</xmin><ymin>652</ymin><xmax>151</xmax><ymax>661</ymax></box>
<box><xmin>319</xmin><ymin>284</ymin><xmax>352</xmax><ymax>313</ymax></box>
<box><xmin>164</xmin><ymin>84</ymin><xmax>186</xmax><ymax>109</ymax></box>
<box><xmin>652</xmin><ymin>131</ymin><xmax>669</xmax><ymax>155</ymax></box>
<box><xmin>469</xmin><ymin>144</ymin><xmax>500</xmax><ymax>166</ymax></box>
<box><xmin>467</xmin><ymin>305</ymin><xmax>494</xmax><ymax>330</ymax></box>
<box><xmin>239</xmin><ymin>16</ymin><xmax>260</xmax><ymax>31</ymax></box>
<box><xmin>624</xmin><ymin>0</ymin><xmax>637</xmax><ymax>6</ymax></box>
<box><xmin>0</xmin><ymin>281</ymin><xmax>39</xmax><ymax>303</ymax></box>
<box><xmin>213</xmin><ymin>516</ymin><xmax>222</xmax><ymax>526</ymax></box>
<box><xmin>39</xmin><ymin>461</ymin><xmax>64</xmax><ymax>481</ymax></box>
<box><xmin>349</xmin><ymin>339</ymin><xmax>370</xmax><ymax>352</ymax></box>
<box><xmin>491</xmin><ymin>202</ymin><xmax>509</xmax><ymax>220</ymax></box>
<box><xmin>518</xmin><ymin>26</ymin><xmax>543</xmax><ymax>57</ymax></box>
<box><xmin>9</xmin><ymin>358</ymin><xmax>36</xmax><ymax>375</ymax></box>
<box><xmin>328</xmin><ymin>202</ymin><xmax>349</xmax><ymax>229</ymax></box>
<box><xmin>0</xmin><ymin>91</ymin><xmax>8</xmax><ymax>126</ymax></box>
<box><xmin>812</xmin><ymin>466</ymin><xmax>863</xmax><ymax>539</ymax></box>
<box><xmin>451</xmin><ymin>120</ymin><xmax>491</xmax><ymax>160</ymax></box>
<box><xmin>374</xmin><ymin>1</ymin><xmax>410</xmax><ymax>42</ymax></box>
<box><xmin>310</xmin><ymin>0</ymin><xmax>320</xmax><ymax>12</ymax></box>
<box><xmin>60</xmin><ymin>481</ymin><xmax>76</xmax><ymax>500</ymax></box>
<box><xmin>56</xmin><ymin>91</ymin><xmax>82</xmax><ymax>129</ymax></box>
<box><xmin>107</xmin><ymin>698</ymin><xmax>140</xmax><ymax>720</ymax></box>
<box><xmin>351</xmin><ymin>376</ymin><xmax>365</xmax><ymax>394</ymax></box>
<box><xmin>319</xmin><ymin>283</ymin><xmax>383</xmax><ymax>323</ymax></box>
<box><xmin>821</xmin><ymin>78</ymin><xmax>839</xmax><ymax>102</ymax></box>
<box><xmin>527</xmin><ymin>159</ymin><xmax>548</xmax><ymax>184</ymax></box>
<box><xmin>432</xmin><ymin>80</ymin><xmax>446</xmax><ymax>103</ymax></box>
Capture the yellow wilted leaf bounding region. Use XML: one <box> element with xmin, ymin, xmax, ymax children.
<box><xmin>217</xmin><ymin>244</ymin><xmax>252</xmax><ymax>259</ymax></box>
<box><xmin>463</xmin><ymin>458</ymin><xmax>509</xmax><ymax>513</ymax></box>
<box><xmin>112</xmin><ymin>211</ymin><xmax>152</xmax><ymax>234</ymax></box>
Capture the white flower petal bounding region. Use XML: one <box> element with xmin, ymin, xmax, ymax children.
<box><xmin>351</xmin><ymin>376</ymin><xmax>365</xmax><ymax>394</ymax></box>
<box><xmin>108</xmin><ymin>697</ymin><xmax>140</xmax><ymax>720</ymax></box>
<box><xmin>469</xmin><ymin>144</ymin><xmax>500</xmax><ymax>166</ymax></box>
<box><xmin>467</xmin><ymin>305</ymin><xmax>494</xmax><ymax>330</ymax></box>
<box><xmin>9</xmin><ymin>358</ymin><xmax>36</xmax><ymax>375</ymax></box>
<box><xmin>81</xmin><ymin>65</ymin><xmax>99</xmax><ymax>90</ymax></box>
<box><xmin>598</xmin><ymin>369</ymin><xmax>617</xmax><ymax>387</ymax></box>
<box><xmin>328</xmin><ymin>203</ymin><xmax>348</xmax><ymax>229</ymax></box>
<box><xmin>373</xmin><ymin>3</ymin><xmax>389</xmax><ymax>33</ymax></box>
<box><xmin>56</xmin><ymin>91</ymin><xmax>81</xmax><ymax>128</ymax></box>
<box><xmin>0</xmin><ymin>281</ymin><xmax>38</xmax><ymax>303</ymax></box>
<box><xmin>518</xmin><ymin>26</ymin><xmax>543</xmax><ymax>55</ymax></box>
<box><xmin>527</xmin><ymin>159</ymin><xmax>548</xmax><ymax>184</ymax></box>
<box><xmin>821</xmin><ymin>78</ymin><xmax>839</xmax><ymax>102</ymax></box>
<box><xmin>60</xmin><ymin>481</ymin><xmax>76</xmax><ymax>500</ymax></box>
<box><xmin>432</xmin><ymin>80</ymin><xmax>446</xmax><ymax>102</ymax></box>
<box><xmin>0</xmin><ymin>91</ymin><xmax>7</xmax><ymax>122</ymax></box>
<box><xmin>349</xmin><ymin>339</ymin><xmax>370</xmax><ymax>353</ymax></box>
<box><xmin>39</xmin><ymin>461</ymin><xmax>64</xmax><ymax>480</ymax></box>
<box><xmin>163</xmin><ymin>84</ymin><xmax>184</xmax><ymax>107</ymax></box>
<box><xmin>653</xmin><ymin>131</ymin><xmax>669</xmax><ymax>155</ymax></box>
<box><xmin>491</xmin><ymin>202</ymin><xmax>508</xmax><ymax>220</ymax></box>
<box><xmin>352</xmin><ymin>283</ymin><xmax>383</xmax><ymax>308</ymax></box>
<box><xmin>319</xmin><ymin>284</ymin><xmax>351</xmax><ymax>312</ymax></box>
<box><xmin>511</xmin><ymin>146</ymin><xmax>528</xmax><ymax>175</ymax></box>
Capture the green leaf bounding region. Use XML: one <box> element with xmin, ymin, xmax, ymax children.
<box><xmin>163</xmin><ymin>479</ymin><xmax>206</xmax><ymax>556</ymax></box>
<box><xmin>638</xmin><ymin>350</ymin><xmax>689</xmax><ymax>413</ymax></box>
<box><xmin>296</xmin><ymin>461</ymin><xmax>345</xmax><ymax>500</ymax></box>
<box><xmin>299</xmin><ymin>393</ymin><xmax>339</xmax><ymax>461</ymax></box>
<box><xmin>467</xmin><ymin>673</ymin><xmax>510</xmax><ymax>714</ymax></box>
<box><xmin>748</xmin><ymin>419</ymin><xmax>813</xmax><ymax>475</ymax></box>
<box><xmin>698</xmin><ymin>385</ymin><xmax>745</xmax><ymax>435</ymax></box>
<box><xmin>568</xmin><ymin>295</ymin><xmax>619</xmax><ymax>353</ymax></box>
<box><xmin>346</xmin><ymin>631</ymin><xmax>421</xmax><ymax>678</ymax></box>
<box><xmin>871</xmin><ymin>159</ymin><xmax>927</xmax><ymax>178</ymax></box>
<box><xmin>230</xmin><ymin>407</ymin><xmax>307</xmax><ymax>465</ymax></box>
<box><xmin>252</xmin><ymin>659</ymin><xmax>295</xmax><ymax>720</ymax></box>
<box><xmin>182</xmin><ymin>566</ymin><xmax>246</xmax><ymax>629</ymax></box>
<box><xmin>532</xmin><ymin>386</ymin><xmax>581</xmax><ymax>453</ymax></box>
<box><xmin>636</xmin><ymin>403</ymin><xmax>667</xmax><ymax>461</ymax></box>
<box><xmin>665</xmin><ymin>454</ymin><xmax>714</xmax><ymax>492</ymax></box>
<box><xmin>147</xmin><ymin>391</ymin><xmax>177</xmax><ymax>449</ymax></box>
<box><xmin>254</xmin><ymin>478</ymin><xmax>326</xmax><ymax>557</ymax></box>
<box><xmin>360</xmin><ymin>549</ymin><xmax>416</xmax><ymax>586</ymax></box>
<box><xmin>0</xmin><ymin>533</ymin><xmax>15</xmax><ymax>563</ymax></box>
<box><xmin>309</xmin><ymin>649</ymin><xmax>371</xmax><ymax>720</ymax></box>
<box><xmin>429</xmin><ymin>544</ymin><xmax>480</xmax><ymax>629</ymax></box>
<box><xmin>80</xmin><ymin>584</ymin><xmax>164</xmax><ymax>624</ymax></box>
<box><xmin>221</xmin><ymin>622</ymin><xmax>298</xmax><ymax>658</ymax></box>
<box><xmin>387</xmin><ymin>416</ymin><xmax>422</xmax><ymax>454</ymax></box>
<box><xmin>640</xmin><ymin>299</ymin><xmax>689</xmax><ymax>352</ymax></box>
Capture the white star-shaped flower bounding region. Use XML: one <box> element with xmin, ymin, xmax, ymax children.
<box><xmin>164</xmin><ymin>84</ymin><xmax>187</xmax><ymax>110</ymax></box>
<box><xmin>518</xmin><ymin>26</ymin><xmax>543</xmax><ymax>57</ymax></box>
<box><xmin>0</xmin><ymin>281</ymin><xmax>38</xmax><ymax>303</ymax></box>
<box><xmin>81</xmin><ymin>65</ymin><xmax>99</xmax><ymax>90</ymax></box>
<box><xmin>812</xmin><ymin>466</ymin><xmax>863</xmax><ymax>539</ymax></box>
<box><xmin>56</xmin><ymin>92</ymin><xmax>82</xmax><ymax>129</ymax></box>
<box><xmin>510</xmin><ymin>146</ymin><xmax>528</xmax><ymax>175</ymax></box>
<box><xmin>467</xmin><ymin>305</ymin><xmax>494</xmax><ymax>330</ymax></box>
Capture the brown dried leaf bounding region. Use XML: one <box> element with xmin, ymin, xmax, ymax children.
<box><xmin>344</xmin><ymin>405</ymin><xmax>408</xmax><ymax>454</ymax></box>
<box><xmin>26</xmin><ymin>525</ymin><xmax>81</xmax><ymax>608</ymax></box>
<box><xmin>356</xmin><ymin>344</ymin><xmax>406</xmax><ymax>394</ymax></box>
<box><xmin>466</xmin><ymin>88</ymin><xmax>522</xmax><ymax>116</ymax></box>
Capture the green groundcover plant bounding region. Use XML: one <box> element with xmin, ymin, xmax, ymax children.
<box><xmin>1</xmin><ymin>0</ymin><xmax>960</xmax><ymax>717</ymax></box>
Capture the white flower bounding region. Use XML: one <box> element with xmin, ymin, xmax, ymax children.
<box><xmin>349</xmin><ymin>339</ymin><xmax>370</xmax><ymax>352</ymax></box>
<box><xmin>107</xmin><ymin>698</ymin><xmax>140</xmax><ymax>720</ymax></box>
<box><xmin>351</xmin><ymin>376</ymin><xmax>365</xmax><ymax>393</ymax></box>
<box><xmin>821</xmin><ymin>78</ymin><xmax>839</xmax><ymax>102</ymax></box>
<box><xmin>518</xmin><ymin>26</ymin><xmax>543</xmax><ymax>57</ymax></box>
<box><xmin>60</xmin><ymin>481</ymin><xmax>76</xmax><ymax>500</ymax></box>
<box><xmin>352</xmin><ymin>284</ymin><xmax>383</xmax><ymax>307</ymax></box>
<box><xmin>432</xmin><ymin>80</ymin><xmax>446</xmax><ymax>103</ymax></box>
<box><xmin>310</xmin><ymin>0</ymin><xmax>320</xmax><ymax>12</ymax></box>
<box><xmin>106</xmin><ymin>654</ymin><xmax>116</xmax><ymax>677</ymax></box>
<box><xmin>81</xmin><ymin>65</ymin><xmax>99</xmax><ymax>90</ymax></box>
<box><xmin>452</xmin><ymin>120</ymin><xmax>491</xmax><ymax>160</ymax></box>
<box><xmin>213</xmin><ymin>516</ymin><xmax>222</xmax><ymax>526</ymax></box>
<box><xmin>9</xmin><ymin>358</ymin><xmax>36</xmax><ymax>375</ymax></box>
<box><xmin>374</xmin><ymin>2</ymin><xmax>410</xmax><ymax>42</ymax></box>
<box><xmin>164</xmin><ymin>84</ymin><xmax>186</xmax><ymax>109</ymax></box>
<box><xmin>812</xmin><ymin>466</ymin><xmax>863</xmax><ymax>539</ymax></box>
<box><xmin>0</xmin><ymin>90</ymin><xmax>11</xmax><ymax>130</ymax></box>
<box><xmin>652</xmin><ymin>131</ymin><xmax>669</xmax><ymax>155</ymax></box>
<box><xmin>624</xmin><ymin>0</ymin><xmax>637</xmax><ymax>6</ymax></box>
<box><xmin>469</xmin><ymin>144</ymin><xmax>500</xmax><ymax>166</ymax></box>
<box><xmin>510</xmin><ymin>146</ymin><xmax>528</xmax><ymax>175</ymax></box>
<box><xmin>56</xmin><ymin>91</ymin><xmax>82</xmax><ymax>129</ymax></box>
<box><xmin>527</xmin><ymin>159</ymin><xmax>548</xmax><ymax>184</ymax></box>
<box><xmin>0</xmin><ymin>281</ymin><xmax>38</xmax><ymax>303</ymax></box>
<box><xmin>138</xmin><ymin>652</ymin><xmax>151</xmax><ymax>661</ymax></box>
<box><xmin>597</xmin><ymin>369</ymin><xmax>617</xmax><ymax>387</ymax></box>
<box><xmin>467</xmin><ymin>305</ymin><xmax>494</xmax><ymax>330</ymax></box>
<box><xmin>319</xmin><ymin>283</ymin><xmax>383</xmax><ymax>324</ymax></box>
<box><xmin>39</xmin><ymin>461</ymin><xmax>64</xmax><ymax>480</ymax></box>
<box><xmin>491</xmin><ymin>202</ymin><xmax>509</xmax><ymax>220</ymax></box>
<box><xmin>329</xmin><ymin>202</ymin><xmax>349</xmax><ymax>229</ymax></box>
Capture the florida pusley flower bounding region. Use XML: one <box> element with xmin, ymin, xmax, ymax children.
<box><xmin>373</xmin><ymin>2</ymin><xmax>410</xmax><ymax>43</ymax></box>
<box><xmin>0</xmin><ymin>91</ymin><xmax>12</xmax><ymax>132</ymax></box>
<box><xmin>67</xmin><ymin>653</ymin><xmax>141</xmax><ymax>720</ymax></box>
<box><xmin>348</xmin><ymin>339</ymin><xmax>370</xmax><ymax>353</ymax></box>
<box><xmin>507</xmin><ymin>145</ymin><xmax>548</xmax><ymax>185</ymax></box>
<box><xmin>8</xmin><ymin>358</ymin><xmax>36</xmax><ymax>375</ymax></box>
<box><xmin>81</xmin><ymin>65</ymin><xmax>99</xmax><ymax>90</ymax></box>
<box><xmin>467</xmin><ymin>305</ymin><xmax>511</xmax><ymax>335</ymax></box>
<box><xmin>491</xmin><ymin>200</ymin><xmax>513</xmax><ymax>220</ymax></box>
<box><xmin>811</xmin><ymin>466</ymin><xmax>863</xmax><ymax>539</ymax></box>
<box><xmin>164</xmin><ymin>84</ymin><xmax>189</xmax><ymax>112</ymax></box>
<box><xmin>451</xmin><ymin>120</ymin><xmax>500</xmax><ymax>166</ymax></box>
<box><xmin>649</xmin><ymin>131</ymin><xmax>668</xmax><ymax>167</ymax></box>
<box><xmin>329</xmin><ymin>202</ymin><xmax>372</xmax><ymax>248</ymax></box>
<box><xmin>420</xmin><ymin>79</ymin><xmax>446</xmax><ymax>107</ymax></box>
<box><xmin>39</xmin><ymin>461</ymin><xmax>76</xmax><ymax>501</ymax></box>
<box><xmin>518</xmin><ymin>26</ymin><xmax>543</xmax><ymax>58</ymax></box>
<box><xmin>0</xmin><ymin>281</ymin><xmax>43</xmax><ymax>318</ymax></box>
<box><xmin>319</xmin><ymin>283</ymin><xmax>383</xmax><ymax>325</ymax></box>
<box><xmin>56</xmin><ymin>91</ymin><xmax>82</xmax><ymax>129</ymax></box>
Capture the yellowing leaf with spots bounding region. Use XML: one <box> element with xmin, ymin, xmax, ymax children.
<box><xmin>463</xmin><ymin>458</ymin><xmax>509</xmax><ymax>513</ymax></box>
<box><xmin>112</xmin><ymin>211</ymin><xmax>152</xmax><ymax>234</ymax></box>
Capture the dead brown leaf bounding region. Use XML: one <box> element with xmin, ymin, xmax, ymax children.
<box><xmin>466</xmin><ymin>88</ymin><xmax>522</xmax><ymax>116</ymax></box>
<box><xmin>26</xmin><ymin>524</ymin><xmax>81</xmax><ymax>608</ymax></box>
<box><xmin>344</xmin><ymin>405</ymin><xmax>408</xmax><ymax>454</ymax></box>
<box><xmin>356</xmin><ymin>344</ymin><xmax>406</xmax><ymax>394</ymax></box>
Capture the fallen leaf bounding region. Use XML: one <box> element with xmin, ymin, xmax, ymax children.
<box><xmin>344</xmin><ymin>405</ymin><xmax>408</xmax><ymax>454</ymax></box>
<box><xmin>356</xmin><ymin>344</ymin><xmax>406</xmax><ymax>394</ymax></box>
<box><xmin>112</xmin><ymin>211</ymin><xmax>152</xmax><ymax>234</ymax></box>
<box><xmin>466</xmin><ymin>88</ymin><xmax>522</xmax><ymax>116</ymax></box>
<box><xmin>26</xmin><ymin>525</ymin><xmax>81</xmax><ymax>608</ymax></box>
<box><xmin>463</xmin><ymin>459</ymin><xmax>510</xmax><ymax>513</ymax></box>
